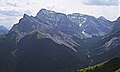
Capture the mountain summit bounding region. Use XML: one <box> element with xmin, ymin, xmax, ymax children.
<box><xmin>10</xmin><ymin>9</ymin><xmax>112</xmax><ymax>38</ymax></box>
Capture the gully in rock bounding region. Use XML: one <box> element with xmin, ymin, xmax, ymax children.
<box><xmin>86</xmin><ymin>49</ymin><xmax>94</xmax><ymax>67</ymax></box>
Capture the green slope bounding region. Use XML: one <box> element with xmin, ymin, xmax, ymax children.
<box><xmin>115</xmin><ymin>68</ymin><xmax>120</xmax><ymax>72</ymax></box>
<box><xmin>77</xmin><ymin>57</ymin><xmax>120</xmax><ymax>72</ymax></box>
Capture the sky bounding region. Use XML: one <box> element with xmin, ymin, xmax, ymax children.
<box><xmin>0</xmin><ymin>0</ymin><xmax>120</xmax><ymax>29</ymax></box>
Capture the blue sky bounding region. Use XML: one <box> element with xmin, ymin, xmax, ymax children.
<box><xmin>0</xmin><ymin>0</ymin><xmax>120</xmax><ymax>29</ymax></box>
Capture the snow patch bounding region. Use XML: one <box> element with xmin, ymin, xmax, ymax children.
<box><xmin>83</xmin><ymin>20</ymin><xmax>86</xmax><ymax>23</ymax></box>
<box><xmin>71</xmin><ymin>16</ymin><xmax>76</xmax><ymax>19</ymax></box>
<box><xmin>82</xmin><ymin>31</ymin><xmax>92</xmax><ymax>38</ymax></box>
<box><xmin>79</xmin><ymin>23</ymin><xmax>82</xmax><ymax>26</ymax></box>
<box><xmin>79</xmin><ymin>20</ymin><xmax>86</xmax><ymax>27</ymax></box>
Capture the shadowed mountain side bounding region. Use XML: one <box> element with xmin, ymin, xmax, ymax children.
<box><xmin>15</xmin><ymin>32</ymin><xmax>89</xmax><ymax>72</ymax></box>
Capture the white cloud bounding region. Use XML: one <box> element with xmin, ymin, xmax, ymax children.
<box><xmin>0</xmin><ymin>10</ymin><xmax>22</xmax><ymax>16</ymax></box>
<box><xmin>0</xmin><ymin>14</ymin><xmax>20</xmax><ymax>29</ymax></box>
<box><xmin>80</xmin><ymin>0</ymin><xmax>119</xmax><ymax>6</ymax></box>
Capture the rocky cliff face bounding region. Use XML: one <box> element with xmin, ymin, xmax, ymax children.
<box><xmin>10</xmin><ymin>9</ymin><xmax>113</xmax><ymax>38</ymax></box>
<box><xmin>102</xmin><ymin>17</ymin><xmax>120</xmax><ymax>58</ymax></box>
<box><xmin>67</xmin><ymin>14</ymin><xmax>112</xmax><ymax>37</ymax></box>
<box><xmin>14</xmin><ymin>32</ymin><xmax>89</xmax><ymax>72</ymax></box>
<box><xmin>10</xmin><ymin>9</ymin><xmax>113</xmax><ymax>51</ymax></box>
<box><xmin>89</xmin><ymin>17</ymin><xmax>120</xmax><ymax>64</ymax></box>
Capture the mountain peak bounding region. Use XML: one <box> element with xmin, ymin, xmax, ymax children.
<box><xmin>23</xmin><ymin>14</ymin><xmax>30</xmax><ymax>19</ymax></box>
<box><xmin>98</xmin><ymin>16</ymin><xmax>107</xmax><ymax>20</ymax></box>
<box><xmin>36</xmin><ymin>8</ymin><xmax>55</xmax><ymax>17</ymax></box>
<box><xmin>116</xmin><ymin>17</ymin><xmax>120</xmax><ymax>22</ymax></box>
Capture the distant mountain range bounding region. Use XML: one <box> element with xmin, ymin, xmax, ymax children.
<box><xmin>0</xmin><ymin>25</ymin><xmax>8</xmax><ymax>34</ymax></box>
<box><xmin>0</xmin><ymin>9</ymin><xmax>120</xmax><ymax>72</ymax></box>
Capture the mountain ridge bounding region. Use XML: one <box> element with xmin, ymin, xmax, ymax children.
<box><xmin>0</xmin><ymin>8</ymin><xmax>119</xmax><ymax>72</ymax></box>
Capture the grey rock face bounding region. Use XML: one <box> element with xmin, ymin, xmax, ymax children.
<box><xmin>67</xmin><ymin>14</ymin><xmax>112</xmax><ymax>37</ymax></box>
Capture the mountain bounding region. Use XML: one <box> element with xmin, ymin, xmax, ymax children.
<box><xmin>14</xmin><ymin>31</ymin><xmax>90</xmax><ymax>72</ymax></box>
<box><xmin>87</xmin><ymin>17</ymin><xmax>120</xmax><ymax>65</ymax></box>
<box><xmin>0</xmin><ymin>8</ymin><xmax>119</xmax><ymax>72</ymax></box>
<box><xmin>102</xmin><ymin>17</ymin><xmax>120</xmax><ymax>59</ymax></box>
<box><xmin>78</xmin><ymin>57</ymin><xmax>120</xmax><ymax>72</ymax></box>
<box><xmin>10</xmin><ymin>9</ymin><xmax>83</xmax><ymax>37</ymax></box>
<box><xmin>9</xmin><ymin>9</ymin><xmax>113</xmax><ymax>55</ymax></box>
<box><xmin>0</xmin><ymin>32</ymin><xmax>22</xmax><ymax>72</ymax></box>
<box><xmin>0</xmin><ymin>31</ymin><xmax>90</xmax><ymax>72</ymax></box>
<box><xmin>10</xmin><ymin>9</ymin><xmax>85</xmax><ymax>52</ymax></box>
<box><xmin>0</xmin><ymin>25</ymin><xmax>8</xmax><ymax>34</ymax></box>
<box><xmin>8</xmin><ymin>9</ymin><xmax>115</xmax><ymax>71</ymax></box>
<box><xmin>67</xmin><ymin>14</ymin><xmax>112</xmax><ymax>37</ymax></box>
<box><xmin>10</xmin><ymin>9</ymin><xmax>112</xmax><ymax>39</ymax></box>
